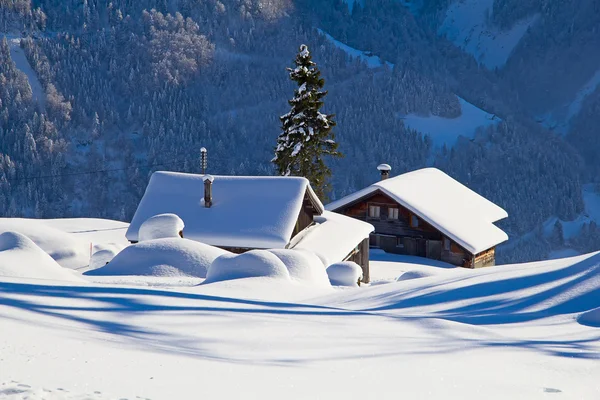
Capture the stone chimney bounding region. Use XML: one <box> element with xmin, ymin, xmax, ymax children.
<box><xmin>377</xmin><ymin>164</ymin><xmax>391</xmax><ymax>180</ymax></box>
<box><xmin>203</xmin><ymin>175</ymin><xmax>214</xmax><ymax>208</ymax></box>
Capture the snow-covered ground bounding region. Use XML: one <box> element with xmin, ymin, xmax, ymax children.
<box><xmin>439</xmin><ymin>0</ymin><xmax>538</xmax><ymax>70</ymax></box>
<box><xmin>318</xmin><ymin>29</ymin><xmax>393</xmax><ymax>70</ymax></box>
<box><xmin>539</xmin><ymin>69</ymin><xmax>600</xmax><ymax>134</ymax></box>
<box><xmin>1</xmin><ymin>218</ymin><xmax>599</xmax><ymax>399</ymax></box>
<box><xmin>400</xmin><ymin>97</ymin><xmax>500</xmax><ymax>147</ymax></box>
<box><xmin>6</xmin><ymin>37</ymin><xmax>45</xmax><ymax>106</ymax></box>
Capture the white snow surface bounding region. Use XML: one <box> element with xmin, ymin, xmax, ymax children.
<box><xmin>0</xmin><ymin>232</ymin><xmax>81</xmax><ymax>282</ymax></box>
<box><xmin>205</xmin><ymin>250</ymin><xmax>291</xmax><ymax>284</ymax></box>
<box><xmin>327</xmin><ymin>168</ymin><xmax>508</xmax><ymax>254</ymax></box>
<box><xmin>86</xmin><ymin>238</ymin><xmax>227</xmax><ymax>278</ymax></box>
<box><xmin>1</xmin><ymin>238</ymin><xmax>600</xmax><ymax>399</ymax></box>
<box><xmin>318</xmin><ymin>29</ymin><xmax>393</xmax><ymax>69</ymax></box>
<box><xmin>268</xmin><ymin>249</ymin><xmax>331</xmax><ymax>287</ymax></box>
<box><xmin>291</xmin><ymin>210</ymin><xmax>373</xmax><ymax>267</ymax></box>
<box><xmin>127</xmin><ymin>172</ymin><xmax>324</xmax><ymax>248</ymax></box>
<box><xmin>138</xmin><ymin>213</ymin><xmax>184</xmax><ymax>242</ymax></box>
<box><xmin>0</xmin><ymin>218</ymin><xmax>92</xmax><ymax>270</ymax></box>
<box><xmin>439</xmin><ymin>0</ymin><xmax>538</xmax><ymax>69</ymax></box>
<box><xmin>401</xmin><ymin>96</ymin><xmax>500</xmax><ymax>147</ymax></box>
<box><xmin>7</xmin><ymin>37</ymin><xmax>45</xmax><ymax>106</ymax></box>
<box><xmin>326</xmin><ymin>261</ymin><xmax>363</xmax><ymax>287</ymax></box>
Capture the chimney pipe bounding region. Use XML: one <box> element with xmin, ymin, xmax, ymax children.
<box><xmin>203</xmin><ymin>175</ymin><xmax>214</xmax><ymax>208</ymax></box>
<box><xmin>200</xmin><ymin>147</ymin><xmax>207</xmax><ymax>175</ymax></box>
<box><xmin>377</xmin><ymin>164</ymin><xmax>391</xmax><ymax>180</ymax></box>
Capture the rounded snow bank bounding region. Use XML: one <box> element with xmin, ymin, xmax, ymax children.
<box><xmin>86</xmin><ymin>238</ymin><xmax>227</xmax><ymax>278</ymax></box>
<box><xmin>578</xmin><ymin>307</ymin><xmax>600</xmax><ymax>328</ymax></box>
<box><xmin>0</xmin><ymin>218</ymin><xmax>90</xmax><ymax>269</ymax></box>
<box><xmin>269</xmin><ymin>249</ymin><xmax>330</xmax><ymax>287</ymax></box>
<box><xmin>397</xmin><ymin>270</ymin><xmax>438</xmax><ymax>282</ymax></box>
<box><xmin>0</xmin><ymin>231</ymin><xmax>82</xmax><ymax>281</ymax></box>
<box><xmin>139</xmin><ymin>213</ymin><xmax>184</xmax><ymax>242</ymax></box>
<box><xmin>205</xmin><ymin>250</ymin><xmax>290</xmax><ymax>284</ymax></box>
<box><xmin>327</xmin><ymin>261</ymin><xmax>363</xmax><ymax>287</ymax></box>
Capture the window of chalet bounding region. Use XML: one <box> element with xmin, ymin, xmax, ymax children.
<box><xmin>444</xmin><ymin>237</ymin><xmax>451</xmax><ymax>251</ymax></box>
<box><xmin>410</xmin><ymin>214</ymin><xmax>419</xmax><ymax>227</ymax></box>
<box><xmin>388</xmin><ymin>207</ymin><xmax>399</xmax><ymax>220</ymax></box>
<box><xmin>368</xmin><ymin>205</ymin><xmax>381</xmax><ymax>218</ymax></box>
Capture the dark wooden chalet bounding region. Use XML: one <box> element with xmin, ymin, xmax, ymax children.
<box><xmin>326</xmin><ymin>167</ymin><xmax>508</xmax><ymax>269</ymax></box>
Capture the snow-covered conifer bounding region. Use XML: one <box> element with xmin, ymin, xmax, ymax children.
<box><xmin>273</xmin><ymin>44</ymin><xmax>342</xmax><ymax>200</ymax></box>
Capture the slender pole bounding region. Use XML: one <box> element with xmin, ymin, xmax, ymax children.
<box><xmin>200</xmin><ymin>147</ymin><xmax>207</xmax><ymax>175</ymax></box>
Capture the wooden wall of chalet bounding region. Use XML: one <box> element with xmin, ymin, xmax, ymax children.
<box><xmin>336</xmin><ymin>190</ymin><xmax>481</xmax><ymax>268</ymax></box>
<box><xmin>344</xmin><ymin>238</ymin><xmax>370</xmax><ymax>283</ymax></box>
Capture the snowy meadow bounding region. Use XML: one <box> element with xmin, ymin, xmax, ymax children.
<box><xmin>0</xmin><ymin>218</ymin><xmax>599</xmax><ymax>399</ymax></box>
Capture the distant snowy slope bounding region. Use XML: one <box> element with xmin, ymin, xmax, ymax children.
<box><xmin>400</xmin><ymin>96</ymin><xmax>500</xmax><ymax>147</ymax></box>
<box><xmin>318</xmin><ymin>29</ymin><xmax>393</xmax><ymax>69</ymax></box>
<box><xmin>439</xmin><ymin>0</ymin><xmax>538</xmax><ymax>69</ymax></box>
<box><xmin>543</xmin><ymin>184</ymin><xmax>600</xmax><ymax>241</ymax></box>
<box><xmin>539</xmin><ymin>69</ymin><xmax>600</xmax><ymax>134</ymax></box>
<box><xmin>7</xmin><ymin>37</ymin><xmax>45</xmax><ymax>106</ymax></box>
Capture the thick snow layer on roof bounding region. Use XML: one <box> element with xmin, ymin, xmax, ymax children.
<box><xmin>86</xmin><ymin>238</ymin><xmax>227</xmax><ymax>278</ymax></box>
<box><xmin>126</xmin><ymin>172</ymin><xmax>324</xmax><ymax>248</ymax></box>
<box><xmin>0</xmin><ymin>231</ymin><xmax>82</xmax><ymax>282</ymax></box>
<box><xmin>326</xmin><ymin>168</ymin><xmax>508</xmax><ymax>254</ymax></box>
<box><xmin>291</xmin><ymin>211</ymin><xmax>373</xmax><ymax>266</ymax></box>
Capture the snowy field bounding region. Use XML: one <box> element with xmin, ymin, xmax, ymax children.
<box><xmin>400</xmin><ymin>97</ymin><xmax>500</xmax><ymax>147</ymax></box>
<box><xmin>318</xmin><ymin>29</ymin><xmax>393</xmax><ymax>70</ymax></box>
<box><xmin>6</xmin><ymin>37</ymin><xmax>45</xmax><ymax>107</ymax></box>
<box><xmin>1</xmin><ymin>218</ymin><xmax>599</xmax><ymax>399</ymax></box>
<box><xmin>439</xmin><ymin>0</ymin><xmax>538</xmax><ymax>70</ymax></box>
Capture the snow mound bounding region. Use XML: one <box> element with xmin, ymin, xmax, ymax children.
<box><xmin>0</xmin><ymin>218</ymin><xmax>90</xmax><ymax>269</ymax></box>
<box><xmin>139</xmin><ymin>213</ymin><xmax>184</xmax><ymax>242</ymax></box>
<box><xmin>205</xmin><ymin>250</ymin><xmax>291</xmax><ymax>284</ymax></box>
<box><xmin>578</xmin><ymin>307</ymin><xmax>600</xmax><ymax>328</ymax></box>
<box><xmin>397</xmin><ymin>270</ymin><xmax>438</xmax><ymax>281</ymax></box>
<box><xmin>268</xmin><ymin>249</ymin><xmax>330</xmax><ymax>287</ymax></box>
<box><xmin>0</xmin><ymin>232</ymin><xmax>82</xmax><ymax>282</ymax></box>
<box><xmin>327</xmin><ymin>262</ymin><xmax>363</xmax><ymax>287</ymax></box>
<box><xmin>86</xmin><ymin>238</ymin><xmax>227</xmax><ymax>278</ymax></box>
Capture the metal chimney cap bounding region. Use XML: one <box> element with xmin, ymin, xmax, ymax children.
<box><xmin>200</xmin><ymin>147</ymin><xmax>207</xmax><ymax>153</ymax></box>
<box><xmin>203</xmin><ymin>174</ymin><xmax>214</xmax><ymax>183</ymax></box>
<box><xmin>377</xmin><ymin>164</ymin><xmax>392</xmax><ymax>172</ymax></box>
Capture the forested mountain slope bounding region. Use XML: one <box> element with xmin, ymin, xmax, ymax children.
<box><xmin>0</xmin><ymin>0</ymin><xmax>598</xmax><ymax>262</ymax></box>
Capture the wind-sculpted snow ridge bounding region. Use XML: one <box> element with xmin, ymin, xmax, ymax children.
<box><xmin>0</xmin><ymin>232</ymin><xmax>82</xmax><ymax>282</ymax></box>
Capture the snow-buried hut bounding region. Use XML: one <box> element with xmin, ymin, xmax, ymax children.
<box><xmin>127</xmin><ymin>172</ymin><xmax>374</xmax><ymax>281</ymax></box>
<box><xmin>326</xmin><ymin>167</ymin><xmax>508</xmax><ymax>269</ymax></box>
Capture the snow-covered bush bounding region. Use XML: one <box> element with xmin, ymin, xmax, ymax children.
<box><xmin>268</xmin><ymin>249</ymin><xmax>330</xmax><ymax>287</ymax></box>
<box><xmin>0</xmin><ymin>231</ymin><xmax>82</xmax><ymax>281</ymax></box>
<box><xmin>89</xmin><ymin>243</ymin><xmax>125</xmax><ymax>270</ymax></box>
<box><xmin>326</xmin><ymin>261</ymin><xmax>363</xmax><ymax>287</ymax></box>
<box><xmin>86</xmin><ymin>238</ymin><xmax>227</xmax><ymax>278</ymax></box>
<box><xmin>204</xmin><ymin>250</ymin><xmax>291</xmax><ymax>284</ymax></box>
<box><xmin>397</xmin><ymin>270</ymin><xmax>437</xmax><ymax>281</ymax></box>
<box><xmin>138</xmin><ymin>213</ymin><xmax>185</xmax><ymax>242</ymax></box>
<box><xmin>0</xmin><ymin>218</ymin><xmax>90</xmax><ymax>269</ymax></box>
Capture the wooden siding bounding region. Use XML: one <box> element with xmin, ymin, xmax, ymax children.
<box><xmin>344</xmin><ymin>238</ymin><xmax>370</xmax><ymax>283</ymax></box>
<box><xmin>334</xmin><ymin>190</ymin><xmax>492</xmax><ymax>268</ymax></box>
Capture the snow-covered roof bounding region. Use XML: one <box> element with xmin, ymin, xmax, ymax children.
<box><xmin>126</xmin><ymin>172</ymin><xmax>324</xmax><ymax>248</ymax></box>
<box><xmin>291</xmin><ymin>211</ymin><xmax>374</xmax><ymax>266</ymax></box>
<box><xmin>326</xmin><ymin>168</ymin><xmax>508</xmax><ymax>254</ymax></box>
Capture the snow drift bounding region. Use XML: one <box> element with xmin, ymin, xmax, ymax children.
<box><xmin>0</xmin><ymin>231</ymin><xmax>82</xmax><ymax>282</ymax></box>
<box><xmin>327</xmin><ymin>262</ymin><xmax>363</xmax><ymax>287</ymax></box>
<box><xmin>139</xmin><ymin>213</ymin><xmax>184</xmax><ymax>242</ymax></box>
<box><xmin>397</xmin><ymin>270</ymin><xmax>438</xmax><ymax>281</ymax></box>
<box><xmin>86</xmin><ymin>238</ymin><xmax>227</xmax><ymax>278</ymax></box>
<box><xmin>0</xmin><ymin>218</ymin><xmax>91</xmax><ymax>269</ymax></box>
<box><xmin>205</xmin><ymin>250</ymin><xmax>291</xmax><ymax>284</ymax></box>
<box><xmin>268</xmin><ymin>249</ymin><xmax>330</xmax><ymax>287</ymax></box>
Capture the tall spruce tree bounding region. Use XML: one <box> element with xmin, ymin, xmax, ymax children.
<box><xmin>273</xmin><ymin>44</ymin><xmax>342</xmax><ymax>200</ymax></box>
